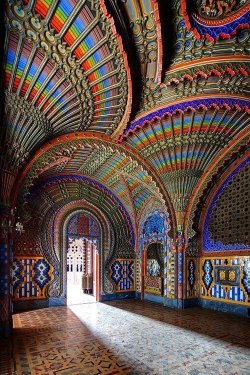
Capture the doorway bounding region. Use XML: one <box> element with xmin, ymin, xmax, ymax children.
<box><xmin>142</xmin><ymin>242</ymin><xmax>164</xmax><ymax>303</ymax></box>
<box><xmin>66</xmin><ymin>236</ymin><xmax>97</xmax><ymax>305</ymax></box>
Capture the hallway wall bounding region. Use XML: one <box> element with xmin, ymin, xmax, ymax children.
<box><xmin>184</xmin><ymin>158</ymin><xmax>250</xmax><ymax>315</ymax></box>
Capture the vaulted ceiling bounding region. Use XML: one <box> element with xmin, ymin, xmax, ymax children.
<box><xmin>2</xmin><ymin>0</ymin><xmax>250</xmax><ymax>238</ymax></box>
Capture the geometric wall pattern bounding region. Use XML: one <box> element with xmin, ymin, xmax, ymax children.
<box><xmin>135</xmin><ymin>256</ymin><xmax>141</xmax><ymax>294</ymax></box>
<box><xmin>67</xmin><ymin>213</ymin><xmax>100</xmax><ymax>238</ymax></box>
<box><xmin>167</xmin><ymin>252</ymin><xmax>176</xmax><ymax>299</ymax></box>
<box><xmin>144</xmin><ymin>276</ymin><xmax>162</xmax><ymax>296</ymax></box>
<box><xmin>13</xmin><ymin>257</ymin><xmax>53</xmax><ymax>300</ymax></box>
<box><xmin>140</xmin><ymin>210</ymin><xmax>170</xmax><ymax>252</ymax></box>
<box><xmin>186</xmin><ymin>258</ymin><xmax>199</xmax><ymax>299</ymax></box>
<box><xmin>0</xmin><ymin>243</ymin><xmax>8</xmax><ymax>298</ymax></box>
<box><xmin>203</xmin><ymin>159</ymin><xmax>250</xmax><ymax>252</ymax></box>
<box><xmin>110</xmin><ymin>259</ymin><xmax>134</xmax><ymax>292</ymax></box>
<box><xmin>200</xmin><ymin>257</ymin><xmax>250</xmax><ymax>305</ymax></box>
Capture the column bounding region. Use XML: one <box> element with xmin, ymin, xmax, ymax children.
<box><xmin>141</xmin><ymin>248</ymin><xmax>147</xmax><ymax>300</ymax></box>
<box><xmin>175</xmin><ymin>211</ymin><xmax>185</xmax><ymax>308</ymax></box>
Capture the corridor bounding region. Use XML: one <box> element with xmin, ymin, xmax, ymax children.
<box><xmin>1</xmin><ymin>300</ymin><xmax>250</xmax><ymax>374</ymax></box>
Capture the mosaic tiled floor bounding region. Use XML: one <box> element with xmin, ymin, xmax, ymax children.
<box><xmin>4</xmin><ymin>300</ymin><xmax>250</xmax><ymax>374</ymax></box>
<box><xmin>0</xmin><ymin>337</ymin><xmax>14</xmax><ymax>375</ymax></box>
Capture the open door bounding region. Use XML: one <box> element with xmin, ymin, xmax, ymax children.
<box><xmin>66</xmin><ymin>236</ymin><xmax>97</xmax><ymax>305</ymax></box>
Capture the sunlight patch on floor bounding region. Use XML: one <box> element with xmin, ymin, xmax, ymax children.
<box><xmin>67</xmin><ymin>282</ymin><xmax>96</xmax><ymax>305</ymax></box>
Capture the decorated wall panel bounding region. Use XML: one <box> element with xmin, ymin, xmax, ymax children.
<box><xmin>186</xmin><ymin>257</ymin><xmax>199</xmax><ymax>299</ymax></box>
<box><xmin>2</xmin><ymin>0</ymin><xmax>250</xmax><ymax>323</ymax></box>
<box><xmin>67</xmin><ymin>213</ymin><xmax>101</xmax><ymax>238</ymax></box>
<box><xmin>110</xmin><ymin>259</ymin><xmax>135</xmax><ymax>292</ymax></box>
<box><xmin>200</xmin><ymin>256</ymin><xmax>250</xmax><ymax>305</ymax></box>
<box><xmin>139</xmin><ymin>210</ymin><xmax>170</xmax><ymax>252</ymax></box>
<box><xmin>135</xmin><ymin>256</ymin><xmax>141</xmax><ymax>293</ymax></box>
<box><xmin>0</xmin><ymin>243</ymin><xmax>8</xmax><ymax>298</ymax></box>
<box><xmin>204</xmin><ymin>160</ymin><xmax>250</xmax><ymax>251</ymax></box>
<box><xmin>13</xmin><ymin>257</ymin><xmax>53</xmax><ymax>300</ymax></box>
<box><xmin>166</xmin><ymin>250</ymin><xmax>176</xmax><ymax>298</ymax></box>
<box><xmin>14</xmin><ymin>218</ymin><xmax>42</xmax><ymax>256</ymax></box>
<box><xmin>144</xmin><ymin>276</ymin><xmax>163</xmax><ymax>295</ymax></box>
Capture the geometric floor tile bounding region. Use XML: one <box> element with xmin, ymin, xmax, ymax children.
<box><xmin>0</xmin><ymin>337</ymin><xmax>15</xmax><ymax>375</ymax></box>
<box><xmin>2</xmin><ymin>300</ymin><xmax>250</xmax><ymax>374</ymax></box>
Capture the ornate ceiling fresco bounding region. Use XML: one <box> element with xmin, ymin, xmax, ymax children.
<box><xmin>1</xmin><ymin>0</ymin><xmax>250</xmax><ymax>243</ymax></box>
<box><xmin>15</xmin><ymin>135</ymin><xmax>167</xmax><ymax>238</ymax></box>
<box><xmin>4</xmin><ymin>0</ymin><xmax>131</xmax><ymax>173</ymax></box>
<box><xmin>120</xmin><ymin>102</ymin><xmax>250</xmax><ymax>214</ymax></box>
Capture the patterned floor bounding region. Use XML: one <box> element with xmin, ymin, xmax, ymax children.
<box><xmin>3</xmin><ymin>300</ymin><xmax>250</xmax><ymax>374</ymax></box>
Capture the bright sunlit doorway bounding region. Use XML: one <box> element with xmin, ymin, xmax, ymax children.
<box><xmin>65</xmin><ymin>212</ymin><xmax>101</xmax><ymax>305</ymax></box>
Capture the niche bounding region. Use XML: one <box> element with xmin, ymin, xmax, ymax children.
<box><xmin>144</xmin><ymin>242</ymin><xmax>164</xmax><ymax>296</ymax></box>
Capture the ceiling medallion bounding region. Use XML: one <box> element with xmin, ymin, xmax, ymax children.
<box><xmin>182</xmin><ymin>0</ymin><xmax>250</xmax><ymax>41</ymax></box>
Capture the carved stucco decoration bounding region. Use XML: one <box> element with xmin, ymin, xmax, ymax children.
<box><xmin>17</xmin><ymin>138</ymin><xmax>168</xmax><ymax>227</ymax></box>
<box><xmin>6</xmin><ymin>3</ymin><xmax>93</xmax><ymax>129</ymax></box>
<box><xmin>120</xmin><ymin>0</ymin><xmax>162</xmax><ymax>112</ymax></box>
<box><xmin>185</xmin><ymin>137</ymin><xmax>250</xmax><ymax>241</ymax></box>
<box><xmin>195</xmin><ymin>0</ymin><xmax>249</xmax><ymax>19</ymax></box>
<box><xmin>169</xmin><ymin>0</ymin><xmax>250</xmax><ymax>66</ymax></box>
<box><xmin>120</xmin><ymin>97</ymin><xmax>250</xmax><ymax>223</ymax></box>
<box><xmin>4</xmin><ymin>0</ymin><xmax>132</xmax><ymax>178</ymax></box>
<box><xmin>182</xmin><ymin>0</ymin><xmax>250</xmax><ymax>41</ymax></box>
<box><xmin>118</xmin><ymin>0</ymin><xmax>250</xmax><ymax>116</ymax></box>
<box><xmin>5</xmin><ymin>92</ymin><xmax>51</xmax><ymax>171</ymax></box>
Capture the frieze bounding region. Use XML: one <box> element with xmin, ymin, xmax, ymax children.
<box><xmin>165</xmin><ymin>62</ymin><xmax>249</xmax><ymax>81</ymax></box>
<box><xmin>119</xmin><ymin>97</ymin><xmax>250</xmax><ymax>140</ymax></box>
<box><xmin>141</xmin><ymin>132</ymin><xmax>229</xmax><ymax>159</ymax></box>
<box><xmin>137</xmin><ymin>65</ymin><xmax>249</xmax><ymax>114</ymax></box>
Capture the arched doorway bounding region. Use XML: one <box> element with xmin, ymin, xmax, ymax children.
<box><xmin>142</xmin><ymin>242</ymin><xmax>164</xmax><ymax>303</ymax></box>
<box><xmin>139</xmin><ymin>210</ymin><xmax>171</xmax><ymax>303</ymax></box>
<box><xmin>65</xmin><ymin>212</ymin><xmax>101</xmax><ymax>305</ymax></box>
